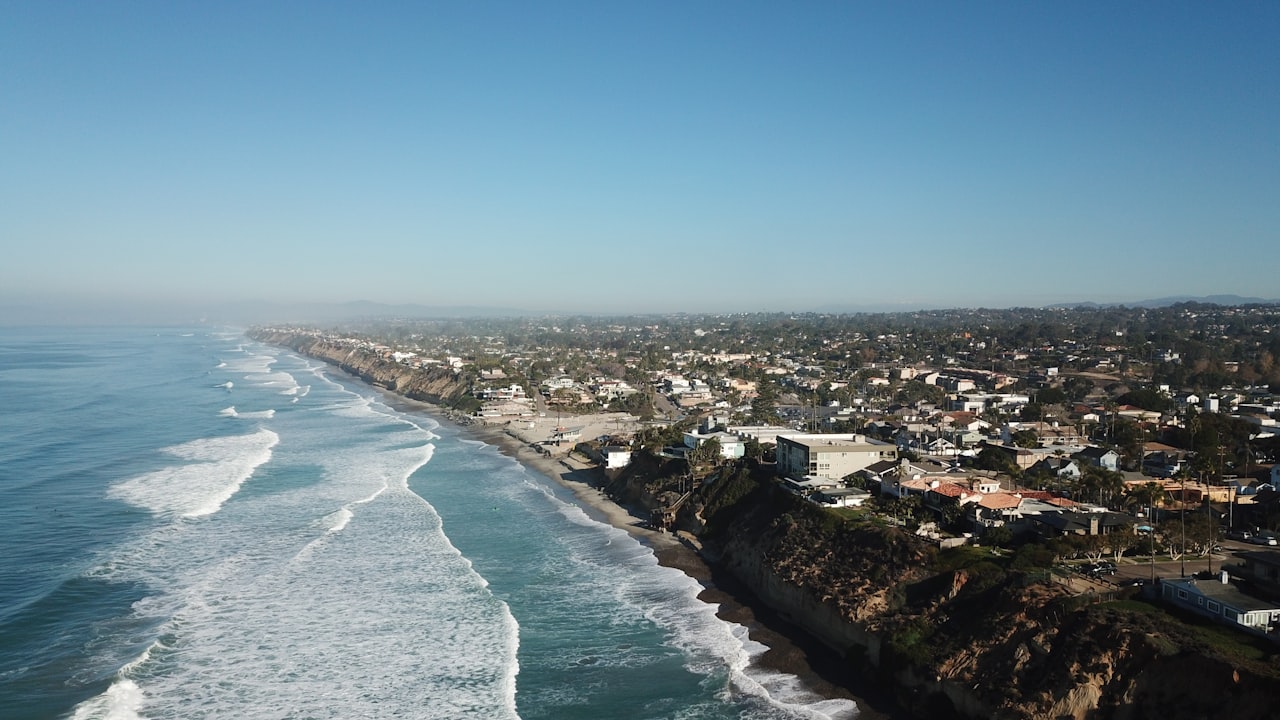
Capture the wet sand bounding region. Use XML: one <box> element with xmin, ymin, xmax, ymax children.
<box><xmin>374</xmin><ymin>392</ymin><xmax>907</xmax><ymax>718</ymax></box>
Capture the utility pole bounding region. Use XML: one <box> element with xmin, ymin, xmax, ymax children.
<box><xmin>1229</xmin><ymin>481</ymin><xmax>1235</xmax><ymax>532</ymax></box>
<box><xmin>1149</xmin><ymin>526</ymin><xmax>1156</xmax><ymax>583</ymax></box>
<box><xmin>1207</xmin><ymin>493</ymin><xmax>1215</xmax><ymax>576</ymax></box>
<box><xmin>1180</xmin><ymin>470</ymin><xmax>1187</xmax><ymax>578</ymax></box>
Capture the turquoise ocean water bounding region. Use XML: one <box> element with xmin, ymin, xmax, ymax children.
<box><xmin>0</xmin><ymin>327</ymin><xmax>856</xmax><ymax>720</ymax></box>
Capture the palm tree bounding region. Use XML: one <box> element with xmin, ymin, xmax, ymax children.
<box><xmin>1096</xmin><ymin>468</ymin><xmax>1126</xmax><ymax>508</ymax></box>
<box><xmin>1124</xmin><ymin>481</ymin><xmax>1166</xmax><ymax>521</ymax></box>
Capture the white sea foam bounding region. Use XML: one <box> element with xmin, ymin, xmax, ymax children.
<box><xmin>278</xmin><ymin>346</ymin><xmax>846</xmax><ymax>719</ymax></box>
<box><xmin>107</xmin><ymin>428</ymin><xmax>279</xmax><ymax>518</ymax></box>
<box><xmin>525</xmin><ymin>473</ymin><xmax>858</xmax><ymax>720</ymax></box>
<box><xmin>102</xmin><ymin>486</ymin><xmax>517</xmax><ymax>719</ymax></box>
<box><xmin>217</xmin><ymin>351</ymin><xmax>276</xmax><ymax>376</ymax></box>
<box><xmin>69</xmin><ymin>641</ymin><xmax>161</xmax><ymax>720</ymax></box>
<box><xmin>219</xmin><ymin>407</ymin><xmax>275</xmax><ymax>420</ymax></box>
<box><xmin>69</xmin><ymin>677</ymin><xmax>147</xmax><ymax>720</ymax></box>
<box><xmin>324</xmin><ymin>507</ymin><xmax>354</xmax><ymax>534</ymax></box>
<box><xmin>86</xmin><ymin>363</ymin><xmax>517</xmax><ymax>719</ymax></box>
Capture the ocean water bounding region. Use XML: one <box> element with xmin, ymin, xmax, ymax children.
<box><xmin>0</xmin><ymin>327</ymin><xmax>856</xmax><ymax>720</ymax></box>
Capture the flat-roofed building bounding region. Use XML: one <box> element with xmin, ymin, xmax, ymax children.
<box><xmin>776</xmin><ymin>433</ymin><xmax>897</xmax><ymax>481</ymax></box>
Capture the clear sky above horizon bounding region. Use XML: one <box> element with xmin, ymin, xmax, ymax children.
<box><xmin>3</xmin><ymin>2</ymin><xmax>1278</xmax><ymax>321</ymax></box>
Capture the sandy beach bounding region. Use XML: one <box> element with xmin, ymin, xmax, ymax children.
<box><xmin>373</xmin><ymin>393</ymin><xmax>900</xmax><ymax>718</ymax></box>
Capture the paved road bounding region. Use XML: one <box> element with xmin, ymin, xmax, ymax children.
<box><xmin>1101</xmin><ymin>545</ymin><xmax>1256</xmax><ymax>587</ymax></box>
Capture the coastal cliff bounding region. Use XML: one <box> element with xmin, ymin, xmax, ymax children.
<box><xmin>251</xmin><ymin>331</ymin><xmax>1280</xmax><ymax>719</ymax></box>
<box><xmin>249</xmin><ymin>329</ymin><xmax>473</xmax><ymax>413</ymax></box>
<box><xmin>658</xmin><ymin>460</ymin><xmax>1280</xmax><ymax>719</ymax></box>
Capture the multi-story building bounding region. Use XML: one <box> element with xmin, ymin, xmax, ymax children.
<box><xmin>775</xmin><ymin>433</ymin><xmax>897</xmax><ymax>481</ymax></box>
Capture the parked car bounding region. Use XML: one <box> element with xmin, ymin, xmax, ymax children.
<box><xmin>1226</xmin><ymin>529</ymin><xmax>1252</xmax><ymax>541</ymax></box>
<box><xmin>1082</xmin><ymin>562</ymin><xmax>1116</xmax><ymax>577</ymax></box>
<box><xmin>1247</xmin><ymin>534</ymin><xmax>1278</xmax><ymax>546</ymax></box>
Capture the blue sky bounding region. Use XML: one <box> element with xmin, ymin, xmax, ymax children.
<box><xmin>2</xmin><ymin>2</ymin><xmax>1277</xmax><ymax>320</ymax></box>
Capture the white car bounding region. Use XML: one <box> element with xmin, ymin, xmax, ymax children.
<box><xmin>1247</xmin><ymin>534</ymin><xmax>1278</xmax><ymax>546</ymax></box>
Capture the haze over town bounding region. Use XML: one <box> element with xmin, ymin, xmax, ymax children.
<box><xmin>2</xmin><ymin>3</ymin><xmax>1277</xmax><ymax>324</ymax></box>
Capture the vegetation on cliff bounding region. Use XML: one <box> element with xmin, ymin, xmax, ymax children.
<box><xmin>618</xmin><ymin>454</ymin><xmax>1280</xmax><ymax>719</ymax></box>
<box><xmin>254</xmin><ymin>325</ymin><xmax>1280</xmax><ymax>719</ymax></box>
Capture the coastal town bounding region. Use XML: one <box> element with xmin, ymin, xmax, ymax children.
<box><xmin>251</xmin><ymin>301</ymin><xmax>1280</xmax><ymax>718</ymax></box>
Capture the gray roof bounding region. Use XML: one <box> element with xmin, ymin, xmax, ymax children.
<box><xmin>1164</xmin><ymin>577</ymin><xmax>1280</xmax><ymax>613</ymax></box>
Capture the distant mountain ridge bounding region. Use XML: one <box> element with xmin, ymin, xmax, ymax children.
<box><xmin>4</xmin><ymin>294</ymin><xmax>1278</xmax><ymax>326</ymax></box>
<box><xmin>1048</xmin><ymin>294</ymin><xmax>1279</xmax><ymax>309</ymax></box>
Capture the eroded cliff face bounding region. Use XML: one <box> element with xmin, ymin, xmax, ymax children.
<box><xmin>250</xmin><ymin>331</ymin><xmax>470</xmax><ymax>408</ymax></box>
<box><xmin>687</xmin><ymin>465</ymin><xmax>1280</xmax><ymax>720</ymax></box>
<box><xmin>237</xmin><ymin>342</ymin><xmax>1280</xmax><ymax>719</ymax></box>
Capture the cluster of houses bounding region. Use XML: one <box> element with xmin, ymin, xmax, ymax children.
<box><xmin>263</xmin><ymin>325</ymin><xmax>1280</xmax><ymax>642</ymax></box>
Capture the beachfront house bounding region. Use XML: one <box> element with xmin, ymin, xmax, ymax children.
<box><xmin>550</xmin><ymin>426</ymin><xmax>582</xmax><ymax>444</ymax></box>
<box><xmin>682</xmin><ymin>430</ymin><xmax>745</xmax><ymax>460</ymax></box>
<box><xmin>1161</xmin><ymin>575</ymin><xmax>1280</xmax><ymax>639</ymax></box>
<box><xmin>812</xmin><ymin>486</ymin><xmax>872</xmax><ymax>508</ymax></box>
<box><xmin>602</xmin><ymin>446</ymin><xmax>633</xmax><ymax>470</ymax></box>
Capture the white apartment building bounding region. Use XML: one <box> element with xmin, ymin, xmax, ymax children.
<box><xmin>776</xmin><ymin>433</ymin><xmax>897</xmax><ymax>481</ymax></box>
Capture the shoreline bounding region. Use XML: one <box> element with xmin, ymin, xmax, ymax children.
<box><xmin>369</xmin><ymin>391</ymin><xmax>906</xmax><ymax>719</ymax></box>
<box><xmin>464</xmin><ymin>422</ymin><xmax>909</xmax><ymax>719</ymax></box>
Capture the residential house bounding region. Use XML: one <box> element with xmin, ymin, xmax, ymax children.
<box><xmin>1072</xmin><ymin>446</ymin><xmax>1121</xmax><ymax>472</ymax></box>
<box><xmin>727</xmin><ymin>425</ymin><xmax>794</xmax><ymax>445</ymax></box>
<box><xmin>864</xmin><ymin>459</ymin><xmax>935</xmax><ymax>496</ymax></box>
<box><xmin>676</xmin><ymin>389</ymin><xmax>716</xmax><ymax>408</ymax></box>
<box><xmin>682</xmin><ymin>431</ymin><xmax>746</xmax><ymax>460</ymax></box>
<box><xmin>1031</xmin><ymin>510</ymin><xmax>1132</xmax><ymax>538</ymax></box>
<box><xmin>544</xmin><ymin>376</ymin><xmax>576</xmax><ymax>391</ymax></box>
<box><xmin>602</xmin><ymin>446</ymin><xmax>633</xmax><ymax>470</ymax></box>
<box><xmin>812</xmin><ymin>486</ymin><xmax>872</xmax><ymax>508</ymax></box>
<box><xmin>1038</xmin><ymin>424</ymin><xmax>1084</xmax><ymax>445</ymax></box>
<box><xmin>719</xmin><ymin>377</ymin><xmax>759</xmax><ymax>399</ymax></box>
<box><xmin>982</xmin><ymin>442</ymin><xmax>1040</xmax><ymax>470</ymax></box>
<box><xmin>1142</xmin><ymin>442</ymin><xmax>1184</xmax><ymax>476</ymax></box>
<box><xmin>1028</xmin><ymin>456</ymin><xmax>1081</xmax><ymax>479</ymax></box>
<box><xmin>593</xmin><ymin>378</ymin><xmax>637</xmax><ymax>401</ymax></box>
<box><xmin>783</xmin><ymin>475</ymin><xmax>842</xmax><ymax>496</ymax></box>
<box><xmin>550</xmin><ymin>426</ymin><xmax>583</xmax><ymax>443</ymax></box>
<box><xmin>970</xmin><ymin>493</ymin><xmax>1026</xmax><ymax>528</ymax></box>
<box><xmin>968</xmin><ymin>492</ymin><xmax>1077</xmax><ymax>531</ymax></box>
<box><xmin>949</xmin><ymin>396</ymin><xmax>987</xmax><ymax>414</ymax></box>
<box><xmin>924</xmin><ymin>481</ymin><xmax>981</xmax><ymax>514</ymax></box>
<box><xmin>919</xmin><ymin>434</ymin><xmax>959</xmax><ymax>457</ymax></box>
<box><xmin>1161</xmin><ymin>575</ymin><xmax>1280</xmax><ymax>639</ymax></box>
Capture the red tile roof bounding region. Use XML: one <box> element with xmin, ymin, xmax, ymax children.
<box><xmin>979</xmin><ymin>493</ymin><xmax>1023</xmax><ymax>510</ymax></box>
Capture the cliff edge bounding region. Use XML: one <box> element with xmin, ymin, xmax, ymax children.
<box><xmin>674</xmin><ymin>461</ymin><xmax>1280</xmax><ymax>720</ymax></box>
<box><xmin>250</xmin><ymin>329</ymin><xmax>472</xmax><ymax>411</ymax></box>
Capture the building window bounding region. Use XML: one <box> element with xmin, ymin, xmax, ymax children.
<box><xmin>1177</xmin><ymin>589</ymin><xmax>1188</xmax><ymax>600</ymax></box>
<box><xmin>1207</xmin><ymin>601</ymin><xmax>1220</xmax><ymax>613</ymax></box>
